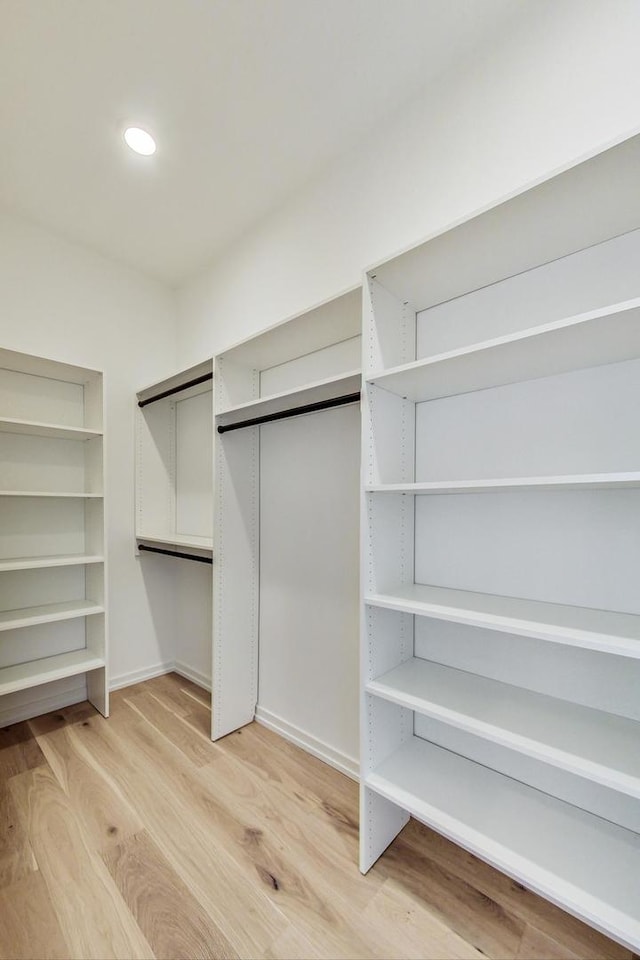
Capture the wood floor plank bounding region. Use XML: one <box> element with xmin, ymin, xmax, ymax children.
<box><xmin>109</xmin><ymin>703</ymin><xmax>377</xmax><ymax>959</ymax></box>
<box><xmin>261</xmin><ymin>924</ymin><xmax>325</xmax><ymax>960</ymax></box>
<box><xmin>67</xmin><ymin>698</ymin><xmax>287</xmax><ymax>958</ymax></box>
<box><xmin>103</xmin><ymin>830</ymin><xmax>238</xmax><ymax>960</ymax></box>
<box><xmin>9</xmin><ymin>765</ymin><xmax>154</xmax><ymax>960</ymax></box>
<box><xmin>0</xmin><ymin>781</ymin><xmax>37</xmax><ymax>888</ymax></box>
<box><xmin>0</xmin><ymin>720</ymin><xmax>46</xmax><ymax>779</ymax></box>
<box><xmin>359</xmin><ymin>879</ymin><xmax>486</xmax><ymax>960</ymax></box>
<box><xmin>0</xmin><ymin>869</ymin><xmax>70</xmax><ymax>960</ymax></box>
<box><xmin>122</xmin><ymin>688</ymin><xmax>215</xmax><ymax>766</ymax></box>
<box><xmin>28</xmin><ymin>711</ymin><xmax>144</xmax><ymax>854</ymax></box>
<box><xmin>516</xmin><ymin>924</ymin><xmax>582</xmax><ymax>960</ymax></box>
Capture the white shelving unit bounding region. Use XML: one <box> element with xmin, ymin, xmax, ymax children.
<box><xmin>135</xmin><ymin>359</ymin><xmax>213</xmax><ymax>560</ymax></box>
<box><xmin>0</xmin><ymin>347</ymin><xmax>108</xmax><ymax>721</ymax></box>
<box><xmin>213</xmin><ymin>287</ymin><xmax>361</xmax><ymax>740</ymax></box>
<box><xmin>360</xmin><ymin>132</ymin><xmax>640</xmax><ymax>951</ymax></box>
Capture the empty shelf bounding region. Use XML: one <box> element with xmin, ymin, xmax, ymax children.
<box><xmin>0</xmin><ymin>491</ymin><xmax>103</xmax><ymax>498</ymax></box>
<box><xmin>0</xmin><ymin>417</ymin><xmax>102</xmax><ymax>440</ymax></box>
<box><xmin>365</xmin><ymin>584</ymin><xmax>640</xmax><ymax>658</ymax></box>
<box><xmin>137</xmin><ymin>533</ymin><xmax>213</xmax><ymax>551</ymax></box>
<box><xmin>366</xmin><ymin>473</ymin><xmax>640</xmax><ymax>495</ymax></box>
<box><xmin>0</xmin><ymin>649</ymin><xmax>105</xmax><ymax>697</ymax></box>
<box><xmin>367</xmin><ymin>658</ymin><xmax>640</xmax><ymax>798</ymax></box>
<box><xmin>366</xmin><ymin>737</ymin><xmax>640</xmax><ymax>951</ymax></box>
<box><xmin>0</xmin><ymin>600</ymin><xmax>104</xmax><ymax>632</ymax></box>
<box><xmin>216</xmin><ymin>370</ymin><xmax>361</xmax><ymax>425</ymax></box>
<box><xmin>0</xmin><ymin>554</ymin><xmax>104</xmax><ymax>572</ymax></box>
<box><xmin>367</xmin><ymin>298</ymin><xmax>640</xmax><ymax>402</ymax></box>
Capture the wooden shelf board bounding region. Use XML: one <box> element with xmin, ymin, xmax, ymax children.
<box><xmin>0</xmin><ymin>649</ymin><xmax>105</xmax><ymax>697</ymax></box>
<box><xmin>367</xmin><ymin>658</ymin><xmax>640</xmax><ymax>799</ymax></box>
<box><xmin>0</xmin><ymin>554</ymin><xmax>103</xmax><ymax>572</ymax></box>
<box><xmin>137</xmin><ymin>533</ymin><xmax>213</xmax><ymax>552</ymax></box>
<box><xmin>216</xmin><ymin>369</ymin><xmax>361</xmax><ymax>424</ymax></box>
<box><xmin>366</xmin><ymin>473</ymin><xmax>640</xmax><ymax>495</ymax></box>
<box><xmin>367</xmin><ymin>299</ymin><xmax>640</xmax><ymax>402</ymax></box>
<box><xmin>365</xmin><ymin>584</ymin><xmax>640</xmax><ymax>658</ymax></box>
<box><xmin>366</xmin><ymin>736</ymin><xmax>640</xmax><ymax>951</ymax></box>
<box><xmin>0</xmin><ymin>417</ymin><xmax>102</xmax><ymax>440</ymax></box>
<box><xmin>0</xmin><ymin>491</ymin><xmax>103</xmax><ymax>498</ymax></box>
<box><xmin>0</xmin><ymin>600</ymin><xmax>104</xmax><ymax>632</ymax></box>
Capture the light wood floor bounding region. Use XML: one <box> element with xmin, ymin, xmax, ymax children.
<box><xmin>0</xmin><ymin>673</ymin><xmax>635</xmax><ymax>960</ymax></box>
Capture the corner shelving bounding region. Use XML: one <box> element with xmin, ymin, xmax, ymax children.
<box><xmin>135</xmin><ymin>359</ymin><xmax>213</xmax><ymax>561</ymax></box>
<box><xmin>0</xmin><ymin>347</ymin><xmax>108</xmax><ymax>723</ymax></box>
<box><xmin>360</xmin><ymin>131</ymin><xmax>640</xmax><ymax>952</ymax></box>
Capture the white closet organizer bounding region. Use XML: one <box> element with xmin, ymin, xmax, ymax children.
<box><xmin>213</xmin><ymin>288</ymin><xmax>361</xmax><ymax>740</ymax></box>
<box><xmin>0</xmin><ymin>348</ymin><xmax>108</xmax><ymax>717</ymax></box>
<box><xmin>136</xmin><ymin>360</ymin><xmax>213</xmax><ymax>562</ymax></box>
<box><xmin>360</xmin><ymin>133</ymin><xmax>640</xmax><ymax>951</ymax></box>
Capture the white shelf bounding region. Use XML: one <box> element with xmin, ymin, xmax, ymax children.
<box><xmin>366</xmin><ymin>472</ymin><xmax>640</xmax><ymax>495</ymax></box>
<box><xmin>366</xmin><ymin>737</ymin><xmax>640</xmax><ymax>952</ymax></box>
<box><xmin>0</xmin><ymin>649</ymin><xmax>105</xmax><ymax>697</ymax></box>
<box><xmin>0</xmin><ymin>417</ymin><xmax>102</xmax><ymax>441</ymax></box>
<box><xmin>216</xmin><ymin>369</ymin><xmax>361</xmax><ymax>424</ymax></box>
<box><xmin>365</xmin><ymin>583</ymin><xmax>640</xmax><ymax>658</ymax></box>
<box><xmin>0</xmin><ymin>600</ymin><xmax>104</xmax><ymax>632</ymax></box>
<box><xmin>137</xmin><ymin>533</ymin><xmax>213</xmax><ymax>551</ymax></box>
<box><xmin>0</xmin><ymin>554</ymin><xmax>103</xmax><ymax>572</ymax></box>
<box><xmin>367</xmin><ymin>658</ymin><xmax>640</xmax><ymax>799</ymax></box>
<box><xmin>0</xmin><ymin>490</ymin><xmax>103</xmax><ymax>498</ymax></box>
<box><xmin>367</xmin><ymin>299</ymin><xmax>640</xmax><ymax>402</ymax></box>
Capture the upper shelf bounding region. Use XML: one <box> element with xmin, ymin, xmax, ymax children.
<box><xmin>216</xmin><ymin>370</ymin><xmax>361</xmax><ymax>429</ymax></box>
<box><xmin>136</xmin><ymin>359</ymin><xmax>213</xmax><ymax>408</ymax></box>
<box><xmin>366</xmin><ymin>472</ymin><xmax>640</xmax><ymax>495</ymax></box>
<box><xmin>136</xmin><ymin>533</ymin><xmax>213</xmax><ymax>552</ymax></box>
<box><xmin>365</xmin><ymin>583</ymin><xmax>640</xmax><ymax>659</ymax></box>
<box><xmin>0</xmin><ymin>491</ymin><xmax>102</xmax><ymax>498</ymax></box>
<box><xmin>367</xmin><ymin>299</ymin><xmax>640</xmax><ymax>402</ymax></box>
<box><xmin>0</xmin><ymin>416</ymin><xmax>102</xmax><ymax>441</ymax></box>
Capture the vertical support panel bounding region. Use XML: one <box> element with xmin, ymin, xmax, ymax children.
<box><xmin>360</xmin><ymin>287</ymin><xmax>416</xmax><ymax>872</ymax></box>
<box><xmin>212</xmin><ymin>426</ymin><xmax>259</xmax><ymax>739</ymax></box>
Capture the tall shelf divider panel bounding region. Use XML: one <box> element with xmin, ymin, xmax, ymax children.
<box><xmin>360</xmin><ymin>132</ymin><xmax>640</xmax><ymax>951</ymax></box>
<box><xmin>213</xmin><ymin>288</ymin><xmax>362</xmax><ymax>740</ymax></box>
<box><xmin>135</xmin><ymin>359</ymin><xmax>214</xmax><ymax>561</ymax></box>
<box><xmin>0</xmin><ymin>348</ymin><xmax>108</xmax><ymax>718</ymax></box>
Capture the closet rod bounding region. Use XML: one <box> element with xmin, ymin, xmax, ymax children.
<box><xmin>137</xmin><ymin>543</ymin><xmax>213</xmax><ymax>564</ymax></box>
<box><xmin>138</xmin><ymin>372</ymin><xmax>213</xmax><ymax>408</ymax></box>
<box><xmin>217</xmin><ymin>391</ymin><xmax>361</xmax><ymax>434</ymax></box>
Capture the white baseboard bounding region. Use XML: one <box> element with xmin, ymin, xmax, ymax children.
<box><xmin>173</xmin><ymin>660</ymin><xmax>211</xmax><ymax>691</ymax></box>
<box><xmin>0</xmin><ymin>680</ymin><xmax>87</xmax><ymax>728</ymax></box>
<box><xmin>109</xmin><ymin>660</ymin><xmax>175</xmax><ymax>691</ymax></box>
<box><xmin>254</xmin><ymin>705</ymin><xmax>360</xmax><ymax>781</ymax></box>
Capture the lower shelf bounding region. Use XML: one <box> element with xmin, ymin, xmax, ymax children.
<box><xmin>0</xmin><ymin>649</ymin><xmax>105</xmax><ymax>697</ymax></box>
<box><xmin>136</xmin><ymin>533</ymin><xmax>213</xmax><ymax>551</ymax></box>
<box><xmin>366</xmin><ymin>737</ymin><xmax>640</xmax><ymax>951</ymax></box>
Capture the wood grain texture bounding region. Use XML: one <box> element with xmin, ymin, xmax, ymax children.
<box><xmin>0</xmin><ymin>673</ymin><xmax>632</xmax><ymax>960</ymax></box>
<box><xmin>0</xmin><ymin>870</ymin><xmax>70</xmax><ymax>960</ymax></box>
<box><xmin>103</xmin><ymin>830</ymin><xmax>238</xmax><ymax>960</ymax></box>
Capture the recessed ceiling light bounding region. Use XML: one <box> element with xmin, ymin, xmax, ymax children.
<box><xmin>124</xmin><ymin>127</ymin><xmax>156</xmax><ymax>156</ymax></box>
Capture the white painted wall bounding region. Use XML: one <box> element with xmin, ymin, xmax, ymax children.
<box><xmin>0</xmin><ymin>210</ymin><xmax>178</xmax><ymax>722</ymax></box>
<box><xmin>173</xmin><ymin>0</ymin><xmax>640</xmax><ymax>763</ymax></box>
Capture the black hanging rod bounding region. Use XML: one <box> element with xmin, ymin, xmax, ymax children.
<box><xmin>138</xmin><ymin>543</ymin><xmax>213</xmax><ymax>564</ymax></box>
<box><xmin>138</xmin><ymin>372</ymin><xmax>213</xmax><ymax>408</ymax></box>
<box><xmin>217</xmin><ymin>391</ymin><xmax>361</xmax><ymax>434</ymax></box>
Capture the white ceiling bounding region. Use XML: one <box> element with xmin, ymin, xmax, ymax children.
<box><xmin>0</xmin><ymin>0</ymin><xmax>520</xmax><ymax>284</ymax></box>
